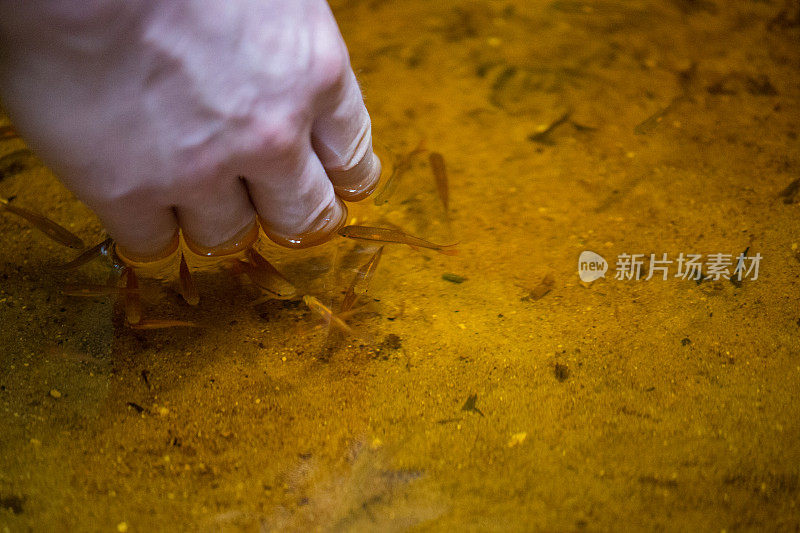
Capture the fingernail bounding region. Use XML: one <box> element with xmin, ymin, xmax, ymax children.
<box><xmin>332</xmin><ymin>152</ymin><xmax>382</xmax><ymax>202</ymax></box>
<box><xmin>116</xmin><ymin>232</ymin><xmax>180</xmax><ymax>265</ymax></box>
<box><xmin>263</xmin><ymin>196</ymin><xmax>347</xmax><ymax>249</ymax></box>
<box><xmin>183</xmin><ymin>219</ymin><xmax>260</xmax><ymax>257</ymax></box>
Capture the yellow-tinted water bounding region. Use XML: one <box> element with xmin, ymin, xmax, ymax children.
<box><xmin>2</xmin><ymin>1</ymin><xmax>799</xmax><ymax>530</ymax></box>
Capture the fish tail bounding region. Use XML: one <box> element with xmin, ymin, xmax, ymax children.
<box><xmin>438</xmin><ymin>244</ymin><xmax>460</xmax><ymax>256</ymax></box>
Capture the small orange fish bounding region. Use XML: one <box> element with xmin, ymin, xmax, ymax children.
<box><xmin>337</xmin><ymin>225</ymin><xmax>457</xmax><ymax>255</ymax></box>
<box><xmin>428</xmin><ymin>152</ymin><xmax>449</xmax><ymax>214</ymax></box>
<box><xmin>0</xmin><ymin>125</ymin><xmax>19</xmax><ymax>140</ymax></box>
<box><xmin>237</xmin><ymin>248</ymin><xmax>296</xmax><ymax>299</ymax></box>
<box><xmin>129</xmin><ymin>319</ymin><xmax>198</xmax><ymax>330</ymax></box>
<box><xmin>341</xmin><ymin>246</ymin><xmax>384</xmax><ymax>313</ymax></box>
<box><xmin>0</xmin><ymin>196</ymin><xmax>84</xmax><ymax>249</ymax></box>
<box><xmin>62</xmin><ymin>283</ymin><xmax>139</xmax><ymax>297</ymax></box>
<box><xmin>123</xmin><ymin>267</ymin><xmax>142</xmax><ymax>325</ymax></box>
<box><xmin>178</xmin><ymin>253</ymin><xmax>200</xmax><ymax>305</ymax></box>
<box><xmin>373</xmin><ymin>141</ymin><xmax>426</xmax><ymax>206</ymax></box>
<box><xmin>0</xmin><ymin>149</ymin><xmax>36</xmax><ymax>179</ymax></box>
<box><xmin>303</xmin><ymin>295</ymin><xmax>354</xmax><ymax>336</ymax></box>
<box><xmin>54</xmin><ymin>238</ymin><xmax>112</xmax><ymax>270</ymax></box>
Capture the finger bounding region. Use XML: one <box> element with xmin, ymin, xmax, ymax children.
<box><xmin>312</xmin><ymin>69</ymin><xmax>381</xmax><ymax>202</ymax></box>
<box><xmin>172</xmin><ymin>175</ymin><xmax>258</xmax><ymax>256</ymax></box>
<box><xmin>244</xmin><ymin>143</ymin><xmax>346</xmax><ymax>249</ymax></box>
<box><xmin>88</xmin><ymin>189</ymin><xmax>179</xmax><ymax>262</ymax></box>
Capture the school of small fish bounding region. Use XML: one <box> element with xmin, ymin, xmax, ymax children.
<box><xmin>0</xmin><ymin>137</ymin><xmax>456</xmax><ymax>334</ymax></box>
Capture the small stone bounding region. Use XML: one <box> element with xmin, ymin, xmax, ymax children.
<box><xmin>442</xmin><ymin>273</ymin><xmax>467</xmax><ymax>284</ymax></box>
<box><xmin>508</xmin><ymin>432</ymin><xmax>527</xmax><ymax>447</ymax></box>
<box><xmin>117</xmin><ymin>522</ymin><xmax>128</xmax><ymax>533</ymax></box>
<box><xmin>521</xmin><ymin>273</ymin><xmax>555</xmax><ymax>301</ymax></box>
<box><xmin>49</xmin><ymin>389</ymin><xmax>61</xmax><ymax>399</ymax></box>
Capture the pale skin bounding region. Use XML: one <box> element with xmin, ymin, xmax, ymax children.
<box><xmin>0</xmin><ymin>0</ymin><xmax>381</xmax><ymax>260</ymax></box>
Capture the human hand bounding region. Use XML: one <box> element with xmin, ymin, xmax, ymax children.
<box><xmin>0</xmin><ymin>0</ymin><xmax>381</xmax><ymax>260</ymax></box>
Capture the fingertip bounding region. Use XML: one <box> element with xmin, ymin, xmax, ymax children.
<box><xmin>115</xmin><ymin>230</ymin><xmax>180</xmax><ymax>265</ymax></box>
<box><xmin>330</xmin><ymin>151</ymin><xmax>382</xmax><ymax>202</ymax></box>
<box><xmin>175</xmin><ymin>176</ymin><xmax>259</xmax><ymax>257</ymax></box>
<box><xmin>94</xmin><ymin>200</ymin><xmax>180</xmax><ymax>264</ymax></box>
<box><xmin>261</xmin><ymin>195</ymin><xmax>347</xmax><ymax>249</ymax></box>
<box><xmin>182</xmin><ymin>218</ymin><xmax>260</xmax><ymax>257</ymax></box>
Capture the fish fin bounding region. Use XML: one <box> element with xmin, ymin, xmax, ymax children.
<box><xmin>438</xmin><ymin>243</ymin><xmax>460</xmax><ymax>256</ymax></box>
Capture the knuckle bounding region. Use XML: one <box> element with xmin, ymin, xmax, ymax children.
<box><xmin>256</xmin><ymin>115</ymin><xmax>305</xmax><ymax>160</ymax></box>
<box><xmin>312</xmin><ymin>41</ymin><xmax>350</xmax><ymax>95</ymax></box>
